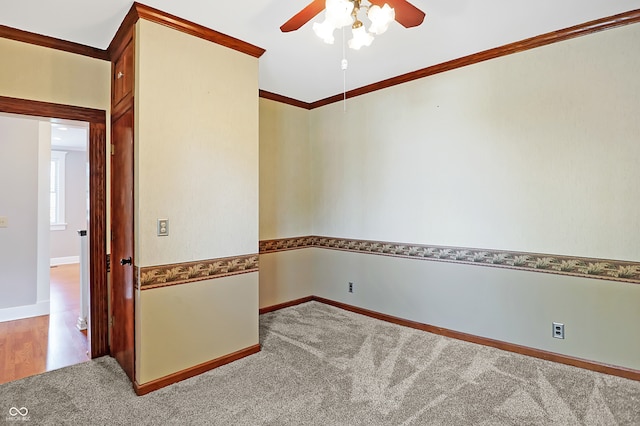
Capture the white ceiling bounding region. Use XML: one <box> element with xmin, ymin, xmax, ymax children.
<box><xmin>1</xmin><ymin>1</ymin><xmax>639</xmax><ymax>103</ymax></box>
<box><xmin>51</xmin><ymin>122</ymin><xmax>88</xmax><ymax>152</ymax></box>
<box><xmin>0</xmin><ymin>113</ymin><xmax>88</xmax><ymax>150</ymax></box>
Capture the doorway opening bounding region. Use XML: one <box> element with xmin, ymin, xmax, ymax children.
<box><xmin>48</xmin><ymin>121</ymin><xmax>91</xmax><ymax>371</ymax></box>
<box><xmin>0</xmin><ymin>96</ymin><xmax>109</xmax><ymax>382</ymax></box>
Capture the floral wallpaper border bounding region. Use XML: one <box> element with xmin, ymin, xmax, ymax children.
<box><xmin>259</xmin><ymin>236</ymin><xmax>640</xmax><ymax>285</ymax></box>
<box><xmin>137</xmin><ymin>254</ymin><xmax>259</xmax><ymax>290</ymax></box>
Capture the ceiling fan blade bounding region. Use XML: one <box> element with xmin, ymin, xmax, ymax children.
<box><xmin>280</xmin><ymin>0</ymin><xmax>327</xmax><ymax>32</ymax></box>
<box><xmin>370</xmin><ymin>0</ymin><xmax>426</xmax><ymax>28</ymax></box>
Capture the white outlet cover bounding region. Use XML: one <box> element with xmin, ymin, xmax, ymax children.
<box><xmin>157</xmin><ymin>219</ymin><xmax>169</xmax><ymax>236</ymax></box>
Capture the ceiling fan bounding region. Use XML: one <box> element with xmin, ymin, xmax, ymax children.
<box><xmin>281</xmin><ymin>0</ymin><xmax>426</xmax><ymax>48</ymax></box>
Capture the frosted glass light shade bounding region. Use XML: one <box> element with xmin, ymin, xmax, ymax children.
<box><xmin>348</xmin><ymin>25</ymin><xmax>374</xmax><ymax>50</ymax></box>
<box><xmin>368</xmin><ymin>4</ymin><xmax>395</xmax><ymax>35</ymax></box>
<box><xmin>326</xmin><ymin>0</ymin><xmax>355</xmax><ymax>28</ymax></box>
<box><xmin>313</xmin><ymin>19</ymin><xmax>336</xmax><ymax>44</ymax></box>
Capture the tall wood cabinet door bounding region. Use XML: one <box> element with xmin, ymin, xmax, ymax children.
<box><xmin>113</xmin><ymin>40</ymin><xmax>134</xmax><ymax>106</ymax></box>
<box><xmin>110</xmin><ymin>107</ymin><xmax>135</xmax><ymax>381</ymax></box>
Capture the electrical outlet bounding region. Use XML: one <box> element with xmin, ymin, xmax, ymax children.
<box><xmin>348</xmin><ymin>282</ymin><xmax>353</xmax><ymax>293</ymax></box>
<box><xmin>157</xmin><ymin>219</ymin><xmax>169</xmax><ymax>236</ymax></box>
<box><xmin>0</xmin><ymin>216</ymin><xmax>7</xmax><ymax>228</ymax></box>
<box><xmin>552</xmin><ymin>322</ymin><xmax>565</xmax><ymax>339</ymax></box>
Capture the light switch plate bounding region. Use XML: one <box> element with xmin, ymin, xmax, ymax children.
<box><xmin>157</xmin><ymin>219</ymin><xmax>169</xmax><ymax>236</ymax></box>
<box><xmin>0</xmin><ymin>216</ymin><xmax>8</xmax><ymax>228</ymax></box>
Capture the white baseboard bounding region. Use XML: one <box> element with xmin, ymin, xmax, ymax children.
<box><xmin>51</xmin><ymin>256</ymin><xmax>79</xmax><ymax>266</ymax></box>
<box><xmin>0</xmin><ymin>300</ymin><xmax>50</xmax><ymax>323</ymax></box>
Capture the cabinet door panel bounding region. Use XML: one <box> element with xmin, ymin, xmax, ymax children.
<box><xmin>113</xmin><ymin>40</ymin><xmax>134</xmax><ymax>106</ymax></box>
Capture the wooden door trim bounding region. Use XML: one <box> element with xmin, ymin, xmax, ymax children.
<box><xmin>0</xmin><ymin>96</ymin><xmax>105</xmax><ymax>123</ymax></box>
<box><xmin>0</xmin><ymin>95</ymin><xmax>109</xmax><ymax>358</ymax></box>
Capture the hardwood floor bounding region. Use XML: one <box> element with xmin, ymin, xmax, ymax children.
<box><xmin>0</xmin><ymin>264</ymin><xmax>90</xmax><ymax>384</ymax></box>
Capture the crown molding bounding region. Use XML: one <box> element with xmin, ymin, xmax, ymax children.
<box><xmin>0</xmin><ymin>3</ymin><xmax>265</xmax><ymax>61</ymax></box>
<box><xmin>129</xmin><ymin>2</ymin><xmax>265</xmax><ymax>59</ymax></box>
<box><xmin>0</xmin><ymin>24</ymin><xmax>109</xmax><ymax>61</ymax></box>
<box><xmin>259</xmin><ymin>90</ymin><xmax>312</xmax><ymax>110</ymax></box>
<box><xmin>3</xmin><ymin>7</ymin><xmax>637</xmax><ymax>104</ymax></box>
<box><xmin>308</xmin><ymin>8</ymin><xmax>640</xmax><ymax>109</ymax></box>
<box><xmin>107</xmin><ymin>3</ymin><xmax>139</xmax><ymax>59</ymax></box>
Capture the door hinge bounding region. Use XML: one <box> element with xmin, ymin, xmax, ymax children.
<box><xmin>111</xmin><ymin>144</ymin><xmax>115</xmax><ymax>155</ymax></box>
<box><xmin>110</xmin><ymin>316</ymin><xmax>114</xmax><ymax>327</ymax></box>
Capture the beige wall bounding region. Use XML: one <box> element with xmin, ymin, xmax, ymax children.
<box><xmin>259</xmin><ymin>23</ymin><xmax>640</xmax><ymax>370</ymax></box>
<box><xmin>134</xmin><ymin>20</ymin><xmax>260</xmax><ymax>384</ymax></box>
<box><xmin>0</xmin><ymin>38</ymin><xmax>110</xmax><ymax>110</ymax></box>
<box><xmin>259</xmin><ymin>99</ymin><xmax>312</xmax><ymax>240</ymax></box>
<box><xmin>0</xmin><ymin>37</ymin><xmax>111</xmax><ymax>257</ymax></box>
<box><xmin>138</xmin><ymin>273</ymin><xmax>258</xmax><ymax>383</ymax></box>
<box><xmin>309</xmin><ymin>23</ymin><xmax>640</xmax><ymax>262</ymax></box>
<box><xmin>259</xmin><ymin>250</ymin><xmax>313</xmax><ymax>309</ymax></box>
<box><xmin>258</xmin><ymin>99</ymin><xmax>313</xmax><ymax>308</ymax></box>
<box><xmin>312</xmin><ymin>249</ymin><xmax>640</xmax><ymax>370</ymax></box>
<box><xmin>136</xmin><ymin>20</ymin><xmax>258</xmax><ymax>266</ymax></box>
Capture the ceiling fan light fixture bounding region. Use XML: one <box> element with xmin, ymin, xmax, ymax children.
<box><xmin>313</xmin><ymin>19</ymin><xmax>336</xmax><ymax>44</ymax></box>
<box><xmin>312</xmin><ymin>0</ymin><xmax>399</xmax><ymax>49</ymax></box>
<box><xmin>348</xmin><ymin>25</ymin><xmax>374</xmax><ymax>50</ymax></box>
<box><xmin>367</xmin><ymin>3</ymin><xmax>395</xmax><ymax>35</ymax></box>
<box><xmin>325</xmin><ymin>0</ymin><xmax>355</xmax><ymax>28</ymax></box>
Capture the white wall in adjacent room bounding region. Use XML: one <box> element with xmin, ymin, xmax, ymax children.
<box><xmin>0</xmin><ymin>115</ymin><xmax>51</xmax><ymax>320</ymax></box>
<box><xmin>50</xmin><ymin>149</ymin><xmax>88</xmax><ymax>261</ymax></box>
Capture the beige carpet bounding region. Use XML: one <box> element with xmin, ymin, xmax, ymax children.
<box><xmin>1</xmin><ymin>301</ymin><xmax>639</xmax><ymax>425</ymax></box>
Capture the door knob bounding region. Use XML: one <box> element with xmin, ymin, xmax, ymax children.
<box><xmin>120</xmin><ymin>257</ymin><xmax>132</xmax><ymax>266</ymax></box>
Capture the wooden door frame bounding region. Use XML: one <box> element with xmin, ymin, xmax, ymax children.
<box><xmin>0</xmin><ymin>95</ymin><xmax>109</xmax><ymax>358</ymax></box>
